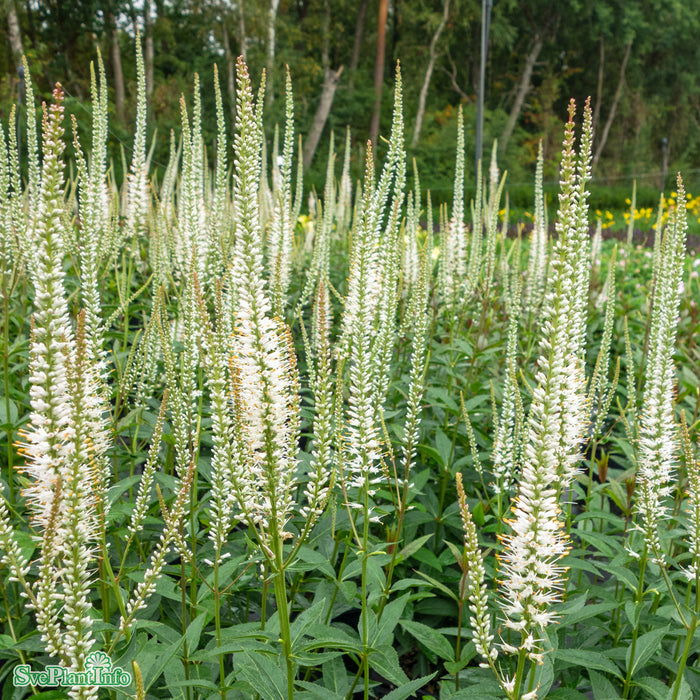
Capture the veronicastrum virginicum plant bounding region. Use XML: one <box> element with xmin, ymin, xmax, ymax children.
<box><xmin>1</xmin><ymin>38</ymin><xmax>699</xmax><ymax>700</ymax></box>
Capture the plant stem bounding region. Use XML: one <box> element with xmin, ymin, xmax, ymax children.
<box><xmin>622</xmin><ymin>550</ymin><xmax>647</xmax><ymax>699</ymax></box>
<box><xmin>361</xmin><ymin>484</ymin><xmax>370</xmax><ymax>700</ymax></box>
<box><xmin>214</xmin><ymin>555</ymin><xmax>226</xmax><ymax>700</ymax></box>
<box><xmin>271</xmin><ymin>528</ymin><xmax>294</xmax><ymax>700</ymax></box>
<box><xmin>670</xmin><ymin>612</ymin><xmax>698</xmax><ymax>700</ymax></box>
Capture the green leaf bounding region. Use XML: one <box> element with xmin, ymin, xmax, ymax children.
<box><xmin>0</xmin><ymin>399</ymin><xmax>18</xmax><ymax>425</ymax></box>
<box><xmin>293</xmin><ymin>545</ymin><xmax>337</xmax><ymax>579</ymax></box>
<box><xmin>322</xmin><ymin>656</ymin><xmax>351</xmax><ymax>696</ymax></box>
<box><xmin>626</xmin><ymin>627</ymin><xmax>668</xmax><ymax>676</ymax></box>
<box><xmin>556</xmin><ymin>648</ymin><xmax>623</xmax><ymax>679</ymax></box>
<box><xmin>444</xmin><ymin>539</ymin><xmax>465</xmax><ymax>568</ymax></box>
<box><xmin>576</xmin><ymin>530</ymin><xmax>620</xmax><ymax>557</ymax></box>
<box><xmin>589</xmin><ymin>669</ymin><xmax>623</xmax><ymax>700</ymax></box>
<box><xmin>607</xmin><ymin>564</ymin><xmax>639</xmax><ymax>594</ymax></box>
<box><xmin>632</xmin><ymin>676</ymin><xmax>670</xmax><ymax>700</ymax></box>
<box><xmin>418</xmin><ymin>444</ymin><xmax>444</xmax><ymax>468</ymax></box>
<box><xmin>665</xmin><ymin>674</ymin><xmax>692</xmax><ymax>700</ymax></box>
<box><xmin>411</xmin><ymin>547</ymin><xmax>443</xmax><ymax>571</ymax></box>
<box><xmin>436</xmin><ymin>428</ymin><xmax>453</xmax><ymax>467</ymax></box>
<box><xmin>444</xmin><ymin>641</ymin><xmax>476</xmax><ymax>674</ymax></box>
<box><xmin>548</xmin><ymin>690</ymin><xmax>591</xmax><ymax>699</ymax></box>
<box><xmin>290</xmin><ymin>598</ymin><xmax>327</xmax><ymax>651</ymax></box>
<box><xmin>190</xmin><ymin>638</ymin><xmax>270</xmax><ymax>662</ymax></box>
<box><xmin>184</xmin><ymin>611</ymin><xmax>207</xmax><ymax>652</ymax></box>
<box><xmin>399</xmin><ymin>619</ymin><xmax>454</xmax><ymax>661</ymax></box>
<box><xmin>295</xmin><ymin>681</ymin><xmax>344</xmax><ymax>700</ymax></box>
<box><xmin>163</xmin><ymin>679</ymin><xmax>220</xmax><ymax>692</ymax></box>
<box><xmin>370</xmin><ymin>644</ymin><xmax>409</xmax><ymax>686</ymax></box>
<box><xmin>397</xmin><ymin>533</ymin><xmax>433</xmax><ymax>562</ymax></box>
<box><xmin>381</xmin><ymin>673</ymin><xmax>436</xmax><ymax>700</ymax></box>
<box><xmin>370</xmin><ymin>593</ymin><xmax>408</xmax><ymax>647</ymax></box>
<box><xmin>563</xmin><ymin>602</ymin><xmax>619</xmax><ymax>626</ymax></box>
<box><xmin>13</xmin><ymin>531</ymin><xmax>37</xmax><ymax>563</ymax></box>
<box><xmin>107</xmin><ymin>475</ymin><xmax>143</xmax><ymax>504</ymax></box>
<box><xmin>300</xmin><ymin>624</ymin><xmax>363</xmax><ymax>655</ymax></box>
<box><xmin>235</xmin><ymin>650</ymin><xmax>287</xmax><ymax>700</ymax></box>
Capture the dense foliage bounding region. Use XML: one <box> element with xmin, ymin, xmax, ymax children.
<box><xmin>0</xmin><ymin>44</ymin><xmax>700</xmax><ymax>700</ymax></box>
<box><xmin>2</xmin><ymin>0</ymin><xmax>700</xmax><ymax>198</ymax></box>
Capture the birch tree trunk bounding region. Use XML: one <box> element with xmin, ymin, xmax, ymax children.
<box><xmin>499</xmin><ymin>32</ymin><xmax>543</xmax><ymax>153</ymax></box>
<box><xmin>239</xmin><ymin>0</ymin><xmax>247</xmax><ymax>61</ymax></box>
<box><xmin>144</xmin><ymin>0</ymin><xmax>154</xmax><ymax>100</ymax></box>
<box><xmin>592</xmin><ymin>40</ymin><xmax>632</xmax><ymax>172</ymax></box>
<box><xmin>108</xmin><ymin>4</ymin><xmax>125</xmax><ymax>122</ymax></box>
<box><xmin>303</xmin><ymin>66</ymin><xmax>344</xmax><ymax>169</ymax></box>
<box><xmin>411</xmin><ymin>0</ymin><xmax>451</xmax><ymax>148</ymax></box>
<box><xmin>265</xmin><ymin>0</ymin><xmax>280</xmax><ymax>108</ymax></box>
<box><xmin>304</xmin><ymin>0</ymin><xmax>343</xmax><ymax>168</ymax></box>
<box><xmin>5</xmin><ymin>0</ymin><xmax>24</xmax><ymax>66</ymax></box>
<box><xmin>221</xmin><ymin>15</ymin><xmax>236</xmax><ymax>125</ymax></box>
<box><xmin>369</xmin><ymin>0</ymin><xmax>389</xmax><ymax>147</ymax></box>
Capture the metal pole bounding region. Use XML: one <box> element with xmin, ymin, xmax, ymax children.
<box><xmin>476</xmin><ymin>0</ymin><xmax>492</xmax><ymax>174</ymax></box>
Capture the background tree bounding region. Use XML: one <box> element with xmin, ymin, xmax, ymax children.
<box><xmin>0</xmin><ymin>0</ymin><xmax>698</xmax><ymax>198</ymax></box>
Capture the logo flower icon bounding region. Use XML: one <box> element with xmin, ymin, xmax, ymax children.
<box><xmin>85</xmin><ymin>651</ymin><xmax>111</xmax><ymax>670</ymax></box>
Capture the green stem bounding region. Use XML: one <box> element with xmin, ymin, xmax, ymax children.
<box><xmin>511</xmin><ymin>646</ymin><xmax>529</xmax><ymax>700</ymax></box>
<box><xmin>271</xmin><ymin>529</ymin><xmax>294</xmax><ymax>700</ymax></box>
<box><xmin>622</xmin><ymin>550</ymin><xmax>647</xmax><ymax>699</ymax></box>
<box><xmin>361</xmin><ymin>484</ymin><xmax>370</xmax><ymax>700</ymax></box>
<box><xmin>670</xmin><ymin>613</ymin><xmax>698</xmax><ymax>700</ymax></box>
<box><xmin>214</xmin><ymin>555</ymin><xmax>226</xmax><ymax>700</ymax></box>
<box><xmin>455</xmin><ymin>597</ymin><xmax>464</xmax><ymax>691</ymax></box>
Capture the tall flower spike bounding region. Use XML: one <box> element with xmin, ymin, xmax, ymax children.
<box><xmin>22</xmin><ymin>56</ymin><xmax>41</xmax><ymax>230</ymax></box>
<box><xmin>492</xmin><ymin>266</ymin><xmax>522</xmax><ymax>497</ymax></box>
<box><xmin>467</xmin><ymin>157</ymin><xmax>484</xmax><ymax>293</ymax></box>
<box><xmin>635</xmin><ymin>175</ymin><xmax>687</xmax><ymax>562</ymax></box>
<box><xmin>268</xmin><ymin>68</ymin><xmax>295</xmax><ymax>316</ymax></box>
<box><xmin>442</xmin><ymin>105</ymin><xmax>466</xmax><ymax>306</ymax></box>
<box><xmin>527</xmin><ymin>141</ymin><xmax>547</xmax><ymax>307</ymax></box>
<box><xmin>210</xmin><ymin>64</ymin><xmax>230</xmax><ymax>280</ymax></box>
<box><xmin>456</xmin><ymin>472</ymin><xmax>495</xmax><ymax>664</ymax></box>
<box><xmin>342</xmin><ymin>66</ymin><xmax>406</xmax><ymax>495</ymax></box>
<box><xmin>299</xmin><ymin>281</ymin><xmax>335</xmax><ymax>527</ymax></box>
<box><xmin>125</xmin><ymin>32</ymin><xmax>149</xmax><ymax>247</ymax></box>
<box><xmin>681</xmin><ymin>414</ymin><xmax>700</xmax><ymax>582</ymax></box>
<box><xmin>483</xmin><ymin>140</ymin><xmax>505</xmax><ymax>291</ymax></box>
<box><xmin>229</xmin><ymin>57</ymin><xmax>300</xmax><ymax>543</ymax></box>
<box><xmin>19</xmin><ymin>85</ymin><xmax>74</xmax><ymax>534</ymax></box>
<box><xmin>498</xmin><ymin>101</ymin><xmax>591</xmax><ymax>656</ymax></box>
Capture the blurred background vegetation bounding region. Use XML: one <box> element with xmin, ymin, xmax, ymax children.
<box><xmin>1</xmin><ymin>0</ymin><xmax>699</xmax><ymax>214</ymax></box>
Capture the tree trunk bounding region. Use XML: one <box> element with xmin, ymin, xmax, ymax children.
<box><xmin>592</xmin><ymin>40</ymin><xmax>632</xmax><ymax>172</ymax></box>
<box><xmin>221</xmin><ymin>15</ymin><xmax>236</xmax><ymax>125</ymax></box>
<box><xmin>239</xmin><ymin>0</ymin><xmax>247</xmax><ymax>61</ymax></box>
<box><xmin>6</xmin><ymin>0</ymin><xmax>24</xmax><ymax>66</ymax></box>
<box><xmin>499</xmin><ymin>32</ymin><xmax>543</xmax><ymax>153</ymax></box>
<box><xmin>303</xmin><ymin>66</ymin><xmax>344</xmax><ymax>169</ymax></box>
<box><xmin>304</xmin><ymin>0</ymin><xmax>343</xmax><ymax>168</ymax></box>
<box><xmin>265</xmin><ymin>0</ymin><xmax>280</xmax><ymax>108</ymax></box>
<box><xmin>369</xmin><ymin>0</ymin><xmax>389</xmax><ymax>147</ymax></box>
<box><xmin>108</xmin><ymin>5</ymin><xmax>125</xmax><ymax>122</ymax></box>
<box><xmin>411</xmin><ymin>0</ymin><xmax>450</xmax><ymax>148</ymax></box>
<box><xmin>144</xmin><ymin>0</ymin><xmax>154</xmax><ymax>100</ymax></box>
<box><xmin>348</xmin><ymin>0</ymin><xmax>368</xmax><ymax>90</ymax></box>
<box><xmin>593</xmin><ymin>36</ymin><xmax>604</xmax><ymax>131</ymax></box>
